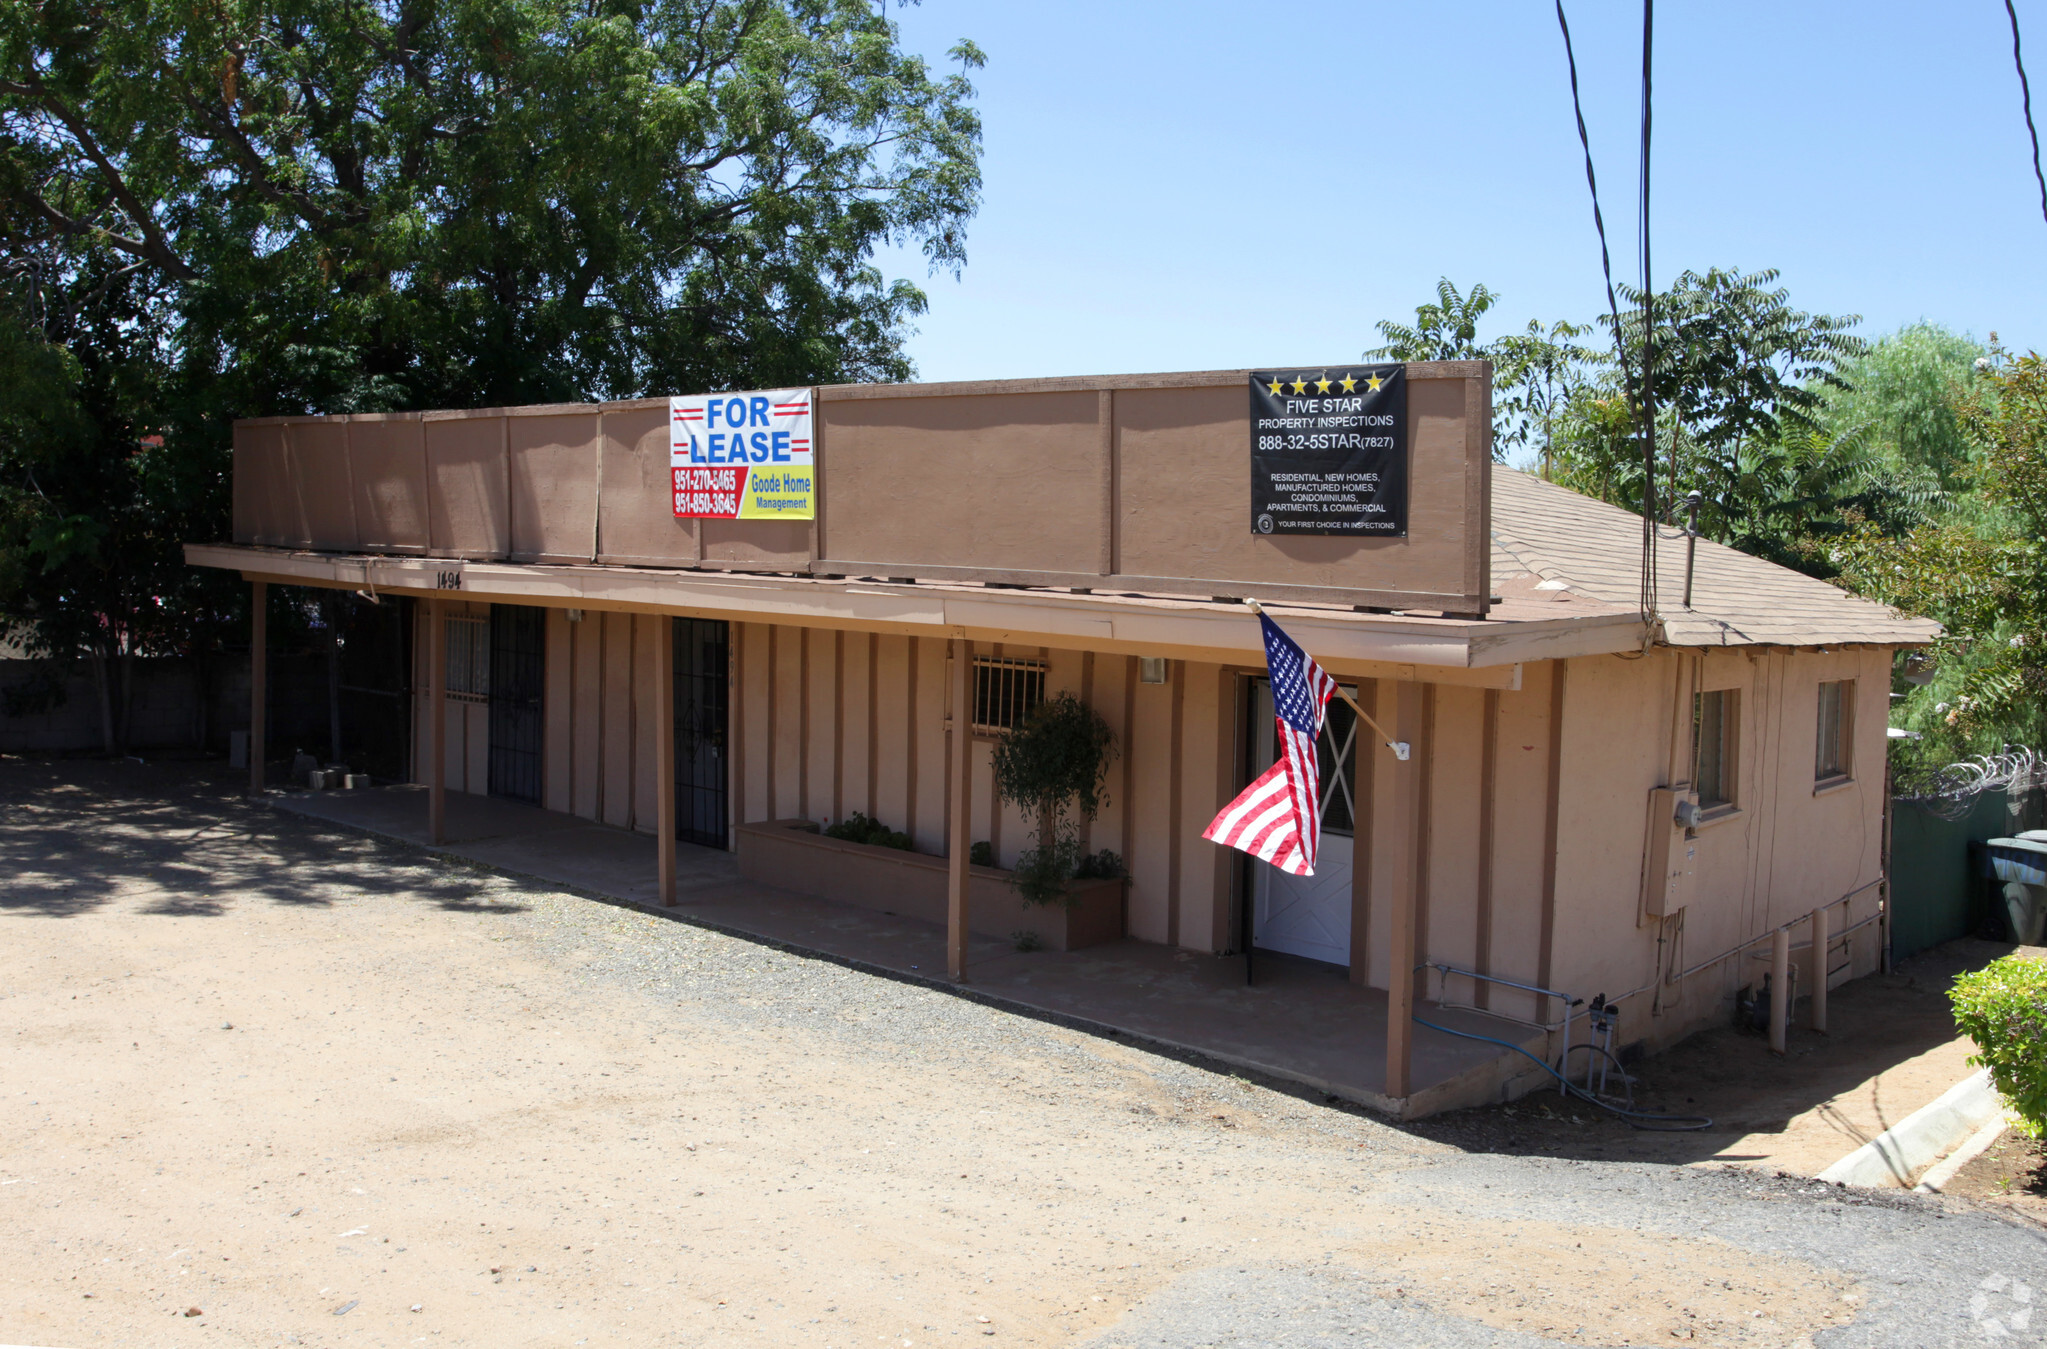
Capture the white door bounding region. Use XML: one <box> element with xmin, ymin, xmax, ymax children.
<box><xmin>1250</xmin><ymin>680</ymin><xmax>1358</xmax><ymax>966</ymax></box>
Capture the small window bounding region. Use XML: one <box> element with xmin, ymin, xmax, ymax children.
<box><xmin>1693</xmin><ymin>689</ymin><xmax>1736</xmax><ymax>808</ymax></box>
<box><xmin>1815</xmin><ymin>679</ymin><xmax>1853</xmax><ymax>783</ymax></box>
<box><xmin>444</xmin><ymin>616</ymin><xmax>490</xmax><ymax>703</ymax></box>
<box><xmin>972</xmin><ymin>656</ymin><xmax>1046</xmax><ymax>732</ymax></box>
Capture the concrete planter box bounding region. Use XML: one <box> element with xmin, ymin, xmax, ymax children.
<box><xmin>737</xmin><ymin>819</ymin><xmax>1124</xmax><ymax>952</ymax></box>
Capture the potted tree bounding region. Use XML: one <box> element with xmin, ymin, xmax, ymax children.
<box><xmin>991</xmin><ymin>693</ymin><xmax>1125</xmax><ymax>942</ymax></box>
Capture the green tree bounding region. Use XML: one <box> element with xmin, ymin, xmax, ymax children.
<box><xmin>1</xmin><ymin>0</ymin><xmax>983</xmax><ymax>729</ymax></box>
<box><xmin>1369</xmin><ymin>279</ymin><xmax>1595</xmax><ymax>466</ymax></box>
<box><xmin>1491</xmin><ymin>317</ymin><xmax>1597</xmax><ymax>476</ymax></box>
<box><xmin>1550</xmin><ymin>267</ymin><xmax>1880</xmax><ymax>575</ymax></box>
<box><xmin>0</xmin><ymin>250</ymin><xmax>240</xmax><ymax>751</ymax></box>
<box><xmin>1624</xmin><ymin>267</ymin><xmax>1868</xmax><ymax>514</ymax></box>
<box><xmin>1818</xmin><ymin>323</ymin><xmax>1985</xmax><ymax>489</ymax></box>
<box><xmin>1368</xmin><ymin>278</ymin><xmax>1499</xmax><ymax>363</ymax></box>
<box><xmin>1835</xmin><ymin>340</ymin><xmax>2047</xmax><ymax>761</ymax></box>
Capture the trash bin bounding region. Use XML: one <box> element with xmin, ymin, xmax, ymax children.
<box><xmin>1984</xmin><ymin>835</ymin><xmax>2047</xmax><ymax>945</ymax></box>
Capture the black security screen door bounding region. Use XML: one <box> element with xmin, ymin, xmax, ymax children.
<box><xmin>674</xmin><ymin>618</ymin><xmax>730</xmax><ymax>849</ymax></box>
<box><xmin>335</xmin><ymin>595</ymin><xmax>413</xmax><ymax>783</ymax></box>
<box><xmin>488</xmin><ymin>604</ymin><xmax>546</xmax><ymax>804</ymax></box>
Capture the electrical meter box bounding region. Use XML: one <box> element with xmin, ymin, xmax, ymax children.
<box><xmin>1643</xmin><ymin>786</ymin><xmax>1697</xmax><ymax>918</ymax></box>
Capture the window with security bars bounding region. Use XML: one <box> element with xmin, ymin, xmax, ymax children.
<box><xmin>673</xmin><ymin>618</ymin><xmax>730</xmax><ymax>850</ymax></box>
<box><xmin>972</xmin><ymin>657</ymin><xmax>1046</xmax><ymax>732</ymax></box>
<box><xmin>444</xmin><ymin>617</ymin><xmax>489</xmax><ymax>702</ymax></box>
<box><xmin>1815</xmin><ymin>679</ymin><xmax>1853</xmax><ymax>783</ymax></box>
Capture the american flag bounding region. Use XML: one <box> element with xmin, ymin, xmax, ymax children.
<box><xmin>1203</xmin><ymin>613</ymin><xmax>1339</xmax><ymax>876</ymax></box>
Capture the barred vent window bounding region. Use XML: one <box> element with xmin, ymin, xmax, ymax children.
<box><xmin>972</xmin><ymin>657</ymin><xmax>1046</xmax><ymax>732</ymax></box>
<box><xmin>445</xmin><ymin>617</ymin><xmax>490</xmax><ymax>703</ymax></box>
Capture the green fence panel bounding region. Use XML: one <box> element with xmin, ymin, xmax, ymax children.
<box><xmin>1888</xmin><ymin>790</ymin><xmax>2022</xmax><ymax>957</ymax></box>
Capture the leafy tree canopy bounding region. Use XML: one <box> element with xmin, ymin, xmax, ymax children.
<box><xmin>0</xmin><ymin>0</ymin><xmax>983</xmax><ymax>744</ymax></box>
<box><xmin>1367</xmin><ymin>278</ymin><xmax>1594</xmax><ymax>465</ymax></box>
<box><xmin>1541</xmin><ymin>268</ymin><xmax>1884</xmax><ymax>574</ymax></box>
<box><xmin>1369</xmin><ymin>277</ymin><xmax>2029</xmax><ymax>771</ymax></box>
<box><xmin>3</xmin><ymin>0</ymin><xmax>985</xmax><ymax>411</ymax></box>
<box><xmin>1818</xmin><ymin>322</ymin><xmax>1984</xmax><ymax>489</ymax></box>
<box><xmin>1835</xmin><ymin>340</ymin><xmax>2047</xmax><ymax>762</ymax></box>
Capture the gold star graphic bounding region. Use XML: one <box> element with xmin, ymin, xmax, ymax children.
<box><xmin>1340</xmin><ymin>374</ymin><xmax>1357</xmax><ymax>393</ymax></box>
<box><xmin>1267</xmin><ymin>378</ymin><xmax>1284</xmax><ymax>395</ymax></box>
<box><xmin>1365</xmin><ymin>374</ymin><xmax>1384</xmax><ymax>392</ymax></box>
<box><xmin>1314</xmin><ymin>374</ymin><xmax>1332</xmax><ymax>393</ymax></box>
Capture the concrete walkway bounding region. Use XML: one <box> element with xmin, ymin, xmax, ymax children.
<box><xmin>278</xmin><ymin>784</ymin><xmax>1546</xmax><ymax>1114</ymax></box>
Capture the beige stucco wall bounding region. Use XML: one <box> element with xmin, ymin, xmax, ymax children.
<box><xmin>406</xmin><ymin>599</ymin><xmax>1896</xmax><ymax>1054</ymax></box>
<box><xmin>728</xmin><ymin>625</ymin><xmax>1235</xmax><ymax>950</ymax></box>
<box><xmin>1541</xmin><ymin>645</ymin><xmax>1891</xmax><ymax>1055</ymax></box>
<box><xmin>408</xmin><ymin>600</ymin><xmax>490</xmax><ymax>795</ymax></box>
<box><xmin>412</xmin><ymin>603</ymin><xmax>669</xmax><ymax>834</ymax></box>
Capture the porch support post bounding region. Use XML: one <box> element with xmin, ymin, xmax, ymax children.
<box><xmin>248</xmin><ymin>581</ymin><xmax>267</xmax><ymax>796</ymax></box>
<box><xmin>1381</xmin><ymin>679</ymin><xmax>1425</xmax><ymax>1101</ymax></box>
<box><xmin>947</xmin><ymin>636</ymin><xmax>972</xmax><ymax>981</ymax></box>
<box><xmin>655</xmin><ymin>615</ymin><xmax>677</xmax><ymax>906</ymax></box>
<box><xmin>427</xmin><ymin>596</ymin><xmax>447</xmax><ymax>846</ymax></box>
<box><xmin>1810</xmin><ymin>904</ymin><xmax>1831</xmax><ymax>1032</ymax></box>
<box><xmin>1769</xmin><ymin>925</ymin><xmax>1791</xmax><ymax>1054</ymax></box>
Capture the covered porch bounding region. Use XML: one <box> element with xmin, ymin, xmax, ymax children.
<box><xmin>279</xmin><ymin>783</ymin><xmax>1552</xmax><ymax>1118</ymax></box>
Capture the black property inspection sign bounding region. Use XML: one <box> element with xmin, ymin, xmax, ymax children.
<box><xmin>1248</xmin><ymin>366</ymin><xmax>1407</xmax><ymax>537</ymax></box>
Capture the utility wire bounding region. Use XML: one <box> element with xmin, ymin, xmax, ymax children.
<box><xmin>1637</xmin><ymin>0</ymin><xmax>1658</xmax><ymax>622</ymax></box>
<box><xmin>2008</xmin><ymin>0</ymin><xmax>2047</xmax><ymax>227</ymax></box>
<box><xmin>1554</xmin><ymin>0</ymin><xmax>1658</xmax><ymax>622</ymax></box>
<box><xmin>1554</xmin><ymin>3</ymin><xmax>1628</xmax><ymax>374</ymax></box>
<box><xmin>1413</xmin><ymin>1016</ymin><xmax>1713</xmax><ymax>1131</ymax></box>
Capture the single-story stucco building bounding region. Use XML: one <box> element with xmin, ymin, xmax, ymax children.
<box><xmin>185</xmin><ymin>362</ymin><xmax>1938</xmax><ymax>1116</ymax></box>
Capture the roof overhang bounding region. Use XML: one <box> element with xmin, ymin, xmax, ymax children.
<box><xmin>187</xmin><ymin>543</ymin><xmax>1654</xmax><ymax>686</ymax></box>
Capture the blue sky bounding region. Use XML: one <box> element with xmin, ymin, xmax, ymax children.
<box><xmin>874</xmin><ymin>0</ymin><xmax>2046</xmax><ymax>384</ymax></box>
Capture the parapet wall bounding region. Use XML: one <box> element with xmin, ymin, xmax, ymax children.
<box><xmin>231</xmin><ymin>364</ymin><xmax>1492</xmax><ymax>614</ymax></box>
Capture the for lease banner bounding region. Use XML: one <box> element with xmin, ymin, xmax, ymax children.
<box><xmin>669</xmin><ymin>387</ymin><xmax>814</xmax><ymax>520</ymax></box>
<box><xmin>1247</xmin><ymin>366</ymin><xmax>1407</xmax><ymax>537</ymax></box>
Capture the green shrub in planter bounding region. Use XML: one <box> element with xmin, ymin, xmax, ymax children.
<box><xmin>991</xmin><ymin>692</ymin><xmax>1117</xmax><ymax>907</ymax></box>
<box><xmin>1949</xmin><ymin>954</ymin><xmax>2047</xmax><ymax>1139</ymax></box>
<box><xmin>1074</xmin><ymin>849</ymin><xmax>1124</xmax><ymax>880</ymax></box>
<box><xmin>823</xmin><ymin>812</ymin><xmax>914</xmax><ymax>852</ymax></box>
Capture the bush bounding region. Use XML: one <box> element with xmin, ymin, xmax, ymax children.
<box><xmin>1950</xmin><ymin>954</ymin><xmax>2047</xmax><ymax>1139</ymax></box>
<box><xmin>969</xmin><ymin>841</ymin><xmax>994</xmax><ymax>867</ymax></box>
<box><xmin>823</xmin><ymin>812</ymin><xmax>913</xmax><ymax>852</ymax></box>
<box><xmin>1074</xmin><ymin>849</ymin><xmax>1124</xmax><ymax>880</ymax></box>
<box><xmin>990</xmin><ymin>692</ymin><xmax>1117</xmax><ymax>907</ymax></box>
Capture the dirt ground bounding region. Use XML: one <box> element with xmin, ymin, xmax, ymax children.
<box><xmin>0</xmin><ymin>758</ymin><xmax>1890</xmax><ymax>1349</ymax></box>
<box><xmin>1941</xmin><ymin>1126</ymin><xmax>2047</xmax><ymax>1227</ymax></box>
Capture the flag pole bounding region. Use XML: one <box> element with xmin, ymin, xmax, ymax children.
<box><xmin>1245</xmin><ymin>599</ymin><xmax>1411</xmax><ymax>761</ymax></box>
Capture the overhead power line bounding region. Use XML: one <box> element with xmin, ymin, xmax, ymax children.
<box><xmin>2006</xmin><ymin>0</ymin><xmax>2047</xmax><ymax>227</ymax></box>
<box><xmin>1554</xmin><ymin>1</ymin><xmax>1658</xmax><ymax>624</ymax></box>
<box><xmin>1637</xmin><ymin>0</ymin><xmax>1657</xmax><ymax>621</ymax></box>
<box><xmin>1554</xmin><ymin>3</ymin><xmax>1627</xmax><ymax>361</ymax></box>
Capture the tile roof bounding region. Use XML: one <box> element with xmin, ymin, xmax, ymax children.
<box><xmin>1489</xmin><ymin>468</ymin><xmax>1942</xmax><ymax>649</ymax></box>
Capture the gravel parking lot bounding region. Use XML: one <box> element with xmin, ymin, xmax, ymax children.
<box><xmin>2</xmin><ymin>758</ymin><xmax>2039</xmax><ymax>1348</ymax></box>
